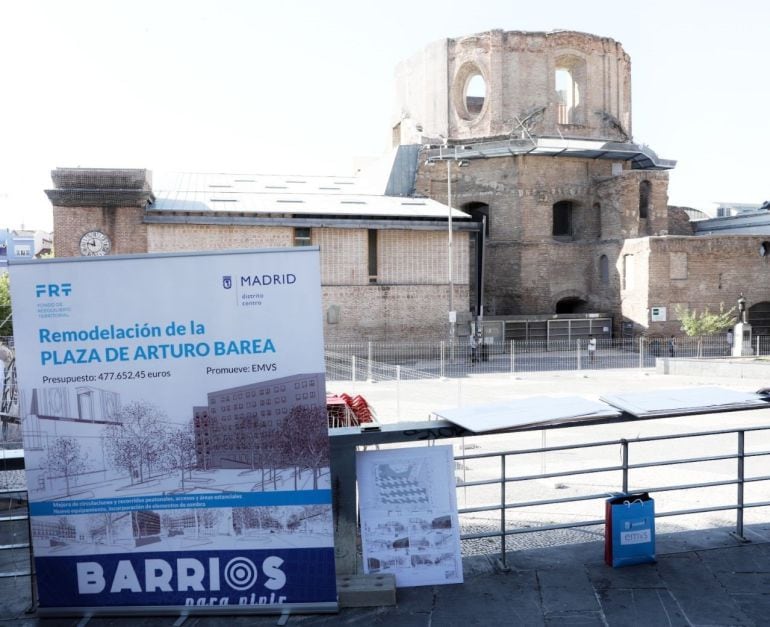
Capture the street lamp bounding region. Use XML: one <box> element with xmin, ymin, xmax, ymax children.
<box><xmin>433</xmin><ymin>143</ymin><xmax>470</xmax><ymax>346</ymax></box>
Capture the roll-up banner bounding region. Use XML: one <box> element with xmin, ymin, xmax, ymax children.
<box><xmin>9</xmin><ymin>248</ymin><xmax>337</xmax><ymax>615</ymax></box>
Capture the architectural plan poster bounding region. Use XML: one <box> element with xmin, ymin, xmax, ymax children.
<box><xmin>9</xmin><ymin>249</ymin><xmax>336</xmax><ymax>612</ymax></box>
<box><xmin>356</xmin><ymin>445</ymin><xmax>463</xmax><ymax>587</ymax></box>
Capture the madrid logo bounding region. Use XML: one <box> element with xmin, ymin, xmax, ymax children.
<box><xmin>222</xmin><ymin>275</ymin><xmax>232</xmax><ymax>289</ymax></box>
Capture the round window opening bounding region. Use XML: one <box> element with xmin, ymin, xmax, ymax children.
<box><xmin>465</xmin><ymin>73</ymin><xmax>486</xmax><ymax>118</ymax></box>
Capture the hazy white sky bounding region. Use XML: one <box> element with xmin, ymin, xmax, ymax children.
<box><xmin>1</xmin><ymin>0</ymin><xmax>768</xmax><ymax>231</ymax></box>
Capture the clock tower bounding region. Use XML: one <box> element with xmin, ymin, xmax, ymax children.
<box><xmin>45</xmin><ymin>168</ymin><xmax>154</xmax><ymax>257</ymax></box>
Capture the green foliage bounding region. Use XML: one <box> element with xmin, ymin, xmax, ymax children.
<box><xmin>0</xmin><ymin>273</ymin><xmax>11</xmax><ymax>337</ymax></box>
<box><xmin>675</xmin><ymin>303</ymin><xmax>737</xmax><ymax>337</ymax></box>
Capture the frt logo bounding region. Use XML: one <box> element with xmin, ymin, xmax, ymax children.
<box><xmin>35</xmin><ymin>283</ymin><xmax>72</xmax><ymax>298</ymax></box>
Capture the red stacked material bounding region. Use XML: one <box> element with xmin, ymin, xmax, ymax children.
<box><xmin>326</xmin><ymin>393</ymin><xmax>377</xmax><ymax>427</ymax></box>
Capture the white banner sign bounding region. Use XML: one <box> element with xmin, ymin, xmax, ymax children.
<box><xmin>10</xmin><ymin>249</ymin><xmax>336</xmax><ymax>611</ymax></box>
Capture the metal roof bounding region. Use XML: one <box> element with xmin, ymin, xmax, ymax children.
<box><xmin>149</xmin><ymin>171</ymin><xmax>468</xmax><ymax>219</ymax></box>
<box><xmin>425</xmin><ymin>136</ymin><xmax>676</xmax><ymax>170</ymax></box>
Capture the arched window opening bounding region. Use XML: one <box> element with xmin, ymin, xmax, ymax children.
<box><xmin>466</xmin><ymin>74</ymin><xmax>486</xmax><ymax>117</ymax></box>
<box><xmin>552</xmin><ymin>201</ymin><xmax>573</xmax><ymax>238</ymax></box>
<box><xmin>599</xmin><ymin>255</ymin><xmax>609</xmax><ymax>284</ymax></box>
<box><xmin>749</xmin><ymin>302</ymin><xmax>770</xmax><ymax>337</ymax></box>
<box><xmin>639</xmin><ymin>180</ymin><xmax>651</xmax><ymax>219</ymax></box>
<box><xmin>555</xmin><ymin>56</ymin><xmax>585</xmax><ymax>125</ymax></box>
<box><xmin>453</xmin><ymin>63</ymin><xmax>487</xmax><ymax>121</ymax></box>
<box><xmin>463</xmin><ymin>202</ymin><xmax>490</xmax><ymax>236</ymax></box>
<box><xmin>556</xmin><ymin>297</ymin><xmax>587</xmax><ymax>314</ymax></box>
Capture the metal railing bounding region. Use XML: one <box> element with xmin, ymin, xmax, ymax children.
<box><xmin>0</xmin><ymin>448</ymin><xmax>31</xmax><ymax>586</ymax></box>
<box><xmin>330</xmin><ymin>413</ymin><xmax>770</xmax><ymax>574</ymax></box>
<box><xmin>3</xmin><ymin>419</ymin><xmax>770</xmax><ymax>581</ymax></box>
<box><xmin>326</xmin><ymin>336</ymin><xmax>751</xmax><ymax>381</ymax></box>
<box><xmin>454</xmin><ymin>424</ymin><xmax>770</xmax><ymax>568</ymax></box>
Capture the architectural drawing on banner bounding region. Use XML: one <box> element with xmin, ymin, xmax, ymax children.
<box><xmin>21</xmin><ymin>372</ymin><xmax>333</xmax><ymax>558</ymax></box>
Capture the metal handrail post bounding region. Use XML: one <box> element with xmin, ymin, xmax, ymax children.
<box><xmin>734</xmin><ymin>430</ymin><xmax>746</xmax><ymax>541</ymax></box>
<box><xmin>351</xmin><ymin>355</ymin><xmax>356</xmax><ymax>382</ymax></box>
<box><xmin>440</xmin><ymin>341</ymin><xmax>446</xmax><ymax>379</ymax></box>
<box><xmin>621</xmin><ymin>439</ymin><xmax>629</xmax><ymax>493</ymax></box>
<box><xmin>510</xmin><ymin>340</ymin><xmax>515</xmax><ymax>375</ymax></box>
<box><xmin>639</xmin><ymin>337</ymin><xmax>644</xmax><ymax>370</ymax></box>
<box><xmin>367</xmin><ymin>341</ymin><xmax>373</xmax><ymax>382</ymax></box>
<box><xmin>497</xmin><ymin>454</ymin><xmax>510</xmax><ymax>571</ymax></box>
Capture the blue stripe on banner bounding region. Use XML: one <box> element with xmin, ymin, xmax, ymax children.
<box><xmin>36</xmin><ymin>547</ymin><xmax>337</xmax><ymax>608</ymax></box>
<box><xmin>30</xmin><ymin>490</ymin><xmax>331</xmax><ymax>517</ymax></box>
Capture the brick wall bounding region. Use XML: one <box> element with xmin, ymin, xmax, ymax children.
<box><xmin>416</xmin><ymin>153</ymin><xmax>667</xmax><ymax>322</ymax></box>
<box><xmin>147</xmin><ymin>224</ymin><xmax>291</xmax><ymax>252</ymax></box>
<box><xmin>397</xmin><ymin>30</ymin><xmax>632</xmax><ymax>145</ymax></box>
<box><xmin>644</xmin><ymin>235</ymin><xmax>770</xmax><ymax>335</ymax></box>
<box><xmin>53</xmin><ymin>206</ymin><xmax>149</xmax><ymax>257</ymax></box>
<box><xmin>322</xmin><ymin>284</ymin><xmax>465</xmax><ymax>341</ymax></box>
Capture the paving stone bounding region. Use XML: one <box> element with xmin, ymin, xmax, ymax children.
<box><xmin>585</xmin><ymin>561</ymin><xmax>665</xmax><ymax>590</ymax></box>
<box><xmin>697</xmin><ymin>543</ymin><xmax>770</xmax><ymax>573</ymax></box>
<box><xmin>544</xmin><ymin>611</ymin><xmax>605</xmax><ymax>626</ymax></box>
<box><xmin>596</xmin><ymin>588</ymin><xmax>689</xmax><ymax>627</ymax></box>
<box><xmin>656</xmin><ymin>553</ymin><xmax>754</xmax><ymax>625</ymax></box>
<box><xmin>538</xmin><ymin>567</ymin><xmax>600</xmax><ymax>615</ymax></box>
<box><xmin>730</xmin><ymin>593</ymin><xmax>770</xmax><ymax>626</ymax></box>
<box><xmin>431</xmin><ymin>571</ymin><xmax>544</xmax><ymax>626</ymax></box>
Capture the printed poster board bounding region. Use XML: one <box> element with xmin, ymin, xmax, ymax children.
<box><xmin>9</xmin><ymin>249</ymin><xmax>336</xmax><ymax>613</ymax></box>
<box><xmin>356</xmin><ymin>445</ymin><xmax>463</xmax><ymax>587</ymax></box>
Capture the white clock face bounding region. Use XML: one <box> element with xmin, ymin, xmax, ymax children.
<box><xmin>79</xmin><ymin>231</ymin><xmax>111</xmax><ymax>256</ymax></box>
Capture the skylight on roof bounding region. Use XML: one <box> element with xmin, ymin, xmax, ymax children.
<box><xmin>319</xmin><ymin>187</ymin><xmax>341</xmax><ymax>190</ymax></box>
<box><xmin>265</xmin><ymin>185</ymin><xmax>288</xmax><ymax>189</ymax></box>
<box><xmin>209</xmin><ymin>184</ymin><xmax>233</xmax><ymax>188</ymax></box>
<box><xmin>341</xmin><ymin>201</ymin><xmax>366</xmax><ymax>205</ymax></box>
<box><xmin>401</xmin><ymin>201</ymin><xmax>426</xmax><ymax>206</ymax></box>
<box><xmin>234</xmin><ymin>179</ymin><xmax>255</xmax><ymax>182</ymax></box>
<box><xmin>210</xmin><ymin>198</ymin><xmax>238</xmax><ymax>202</ymax></box>
<box><xmin>286</xmin><ymin>180</ymin><xmax>306</xmax><ymax>184</ymax></box>
<box><xmin>276</xmin><ymin>199</ymin><xmax>304</xmax><ymax>204</ymax></box>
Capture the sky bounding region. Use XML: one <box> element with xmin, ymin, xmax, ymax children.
<box><xmin>1</xmin><ymin>0</ymin><xmax>768</xmax><ymax>231</ymax></box>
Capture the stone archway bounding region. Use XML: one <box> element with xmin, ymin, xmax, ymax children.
<box><xmin>555</xmin><ymin>297</ymin><xmax>588</xmax><ymax>314</ymax></box>
<box><xmin>748</xmin><ymin>301</ymin><xmax>770</xmax><ymax>336</ymax></box>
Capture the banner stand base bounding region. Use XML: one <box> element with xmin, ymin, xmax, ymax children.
<box><xmin>34</xmin><ymin>601</ymin><xmax>339</xmax><ymax>621</ymax></box>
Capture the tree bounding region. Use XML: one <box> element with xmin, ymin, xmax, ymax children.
<box><xmin>285</xmin><ymin>405</ymin><xmax>330</xmax><ymax>490</ymax></box>
<box><xmin>46</xmin><ymin>436</ymin><xmax>88</xmax><ymax>496</ymax></box>
<box><xmin>104</xmin><ymin>401</ymin><xmax>167</xmax><ymax>484</ymax></box>
<box><xmin>675</xmin><ymin>303</ymin><xmax>737</xmax><ymax>356</ymax></box>
<box><xmin>163</xmin><ymin>422</ymin><xmax>197</xmax><ymax>489</ymax></box>
<box><xmin>0</xmin><ymin>273</ymin><xmax>12</xmax><ymax>337</ymax></box>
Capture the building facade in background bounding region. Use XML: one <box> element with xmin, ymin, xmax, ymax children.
<box><xmin>46</xmin><ymin>30</ymin><xmax>770</xmax><ymax>339</ymax></box>
<box><xmin>47</xmin><ymin>167</ymin><xmax>473</xmax><ymax>342</ymax></box>
<box><xmin>0</xmin><ymin>229</ymin><xmax>53</xmax><ymax>272</ymax></box>
<box><xmin>394</xmin><ymin>30</ymin><xmax>769</xmax><ymax>337</ymax></box>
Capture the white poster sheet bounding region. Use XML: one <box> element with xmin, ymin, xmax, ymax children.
<box><xmin>9</xmin><ymin>249</ymin><xmax>336</xmax><ymax>611</ymax></box>
<box><xmin>356</xmin><ymin>445</ymin><xmax>463</xmax><ymax>587</ymax></box>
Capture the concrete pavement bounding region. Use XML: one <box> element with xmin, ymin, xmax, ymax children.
<box><xmin>2</xmin><ymin>523</ymin><xmax>770</xmax><ymax>625</ymax></box>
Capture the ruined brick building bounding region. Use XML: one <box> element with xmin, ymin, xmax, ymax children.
<box><xmin>46</xmin><ymin>30</ymin><xmax>770</xmax><ymax>340</ymax></box>
<box><xmin>393</xmin><ymin>29</ymin><xmax>770</xmax><ymax>339</ymax></box>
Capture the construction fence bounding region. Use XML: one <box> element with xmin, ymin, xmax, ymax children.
<box><xmin>325</xmin><ymin>335</ymin><xmax>765</xmax><ymax>382</ymax></box>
